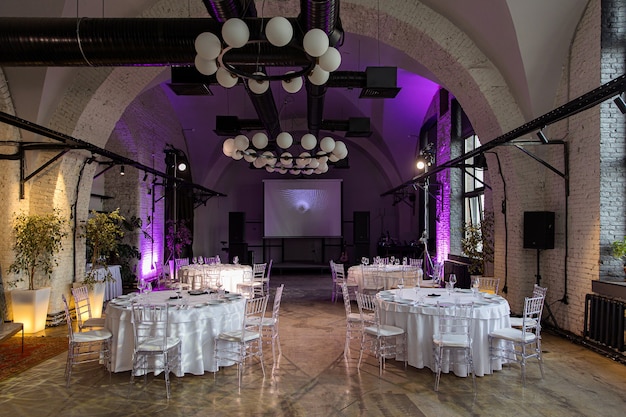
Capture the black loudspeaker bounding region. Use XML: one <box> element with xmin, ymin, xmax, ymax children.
<box><xmin>523</xmin><ymin>211</ymin><xmax>555</xmax><ymax>249</ymax></box>
<box><xmin>229</xmin><ymin>212</ymin><xmax>245</xmax><ymax>244</ymax></box>
<box><xmin>354</xmin><ymin>211</ymin><xmax>370</xmax><ymax>243</ymax></box>
<box><xmin>229</xmin><ymin>243</ymin><xmax>248</xmax><ymax>264</ymax></box>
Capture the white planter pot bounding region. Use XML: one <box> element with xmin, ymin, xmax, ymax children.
<box><xmin>10</xmin><ymin>287</ymin><xmax>51</xmax><ymax>333</ymax></box>
<box><xmin>73</xmin><ymin>281</ymin><xmax>106</xmax><ymax>318</ymax></box>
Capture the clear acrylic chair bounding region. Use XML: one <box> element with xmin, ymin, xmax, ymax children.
<box><xmin>361</xmin><ymin>265</ymin><xmax>384</xmax><ymax>294</ymax></box>
<box><xmin>130</xmin><ymin>303</ymin><xmax>182</xmax><ymax>399</ymax></box>
<box><xmin>432</xmin><ymin>302</ymin><xmax>476</xmax><ymax>392</ymax></box>
<box><xmin>236</xmin><ymin>269</ymin><xmax>255</xmax><ymax>299</ymax></box>
<box><xmin>238</xmin><ymin>263</ymin><xmax>267</xmax><ymax>298</ymax></box>
<box><xmin>478</xmin><ymin>277</ymin><xmax>500</xmax><ymax>294</ymax></box>
<box><xmin>61</xmin><ymin>294</ymin><xmax>111</xmax><ymax>388</ymax></box>
<box><xmin>71</xmin><ymin>285</ymin><xmax>106</xmax><ymax>332</ymax></box>
<box><xmin>332</xmin><ymin>261</ymin><xmax>357</xmax><ymax>303</ymax></box>
<box><xmin>489</xmin><ymin>296</ymin><xmax>545</xmax><ymax>386</ymax></box>
<box><xmin>356</xmin><ymin>292</ymin><xmax>406</xmax><ymax>375</ymax></box>
<box><xmin>341</xmin><ymin>281</ymin><xmax>368</xmax><ymax>358</ymax></box>
<box><xmin>214</xmin><ymin>295</ymin><xmax>269</xmax><ymax>389</ymax></box>
<box><xmin>510</xmin><ymin>285</ymin><xmax>547</xmax><ymax>328</ymax></box>
<box><xmin>249</xmin><ymin>284</ymin><xmax>284</xmax><ymax>363</ymax></box>
<box><xmin>201</xmin><ymin>266</ymin><xmax>221</xmax><ymax>290</ymax></box>
<box><xmin>263</xmin><ymin>259</ymin><xmax>273</xmax><ymax>296</ymax></box>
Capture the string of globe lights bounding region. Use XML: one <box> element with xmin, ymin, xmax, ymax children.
<box><xmin>193</xmin><ymin>16</ymin><xmax>348</xmax><ymax>175</ymax></box>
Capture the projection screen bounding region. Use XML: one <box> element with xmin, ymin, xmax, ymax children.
<box><xmin>263</xmin><ymin>179</ymin><xmax>342</xmax><ymax>238</ymax></box>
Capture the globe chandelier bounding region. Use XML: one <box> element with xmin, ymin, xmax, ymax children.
<box><xmin>193</xmin><ymin>16</ymin><xmax>347</xmax><ymax>175</ymax></box>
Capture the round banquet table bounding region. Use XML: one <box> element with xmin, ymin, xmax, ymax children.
<box><xmin>377</xmin><ymin>288</ymin><xmax>511</xmax><ymax>377</ymax></box>
<box><xmin>348</xmin><ymin>265</ymin><xmax>435</xmax><ymax>291</ymax></box>
<box><xmin>179</xmin><ymin>263</ymin><xmax>252</xmax><ymax>292</ymax></box>
<box><xmin>104</xmin><ymin>290</ymin><xmax>246</xmax><ymax>376</ymax></box>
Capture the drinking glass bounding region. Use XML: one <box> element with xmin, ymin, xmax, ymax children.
<box><xmin>192</xmin><ymin>257</ymin><xmax>197</xmax><ymax>264</ymax></box>
<box><xmin>449</xmin><ymin>274</ymin><xmax>457</xmax><ymax>291</ymax></box>
<box><xmin>364</xmin><ymin>258</ymin><xmax>369</xmax><ymax>266</ymax></box>
<box><xmin>471</xmin><ymin>276</ymin><xmax>480</xmax><ymax>296</ymax></box>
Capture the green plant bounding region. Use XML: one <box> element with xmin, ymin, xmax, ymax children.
<box><xmin>109</xmin><ymin>215</ymin><xmax>151</xmax><ymax>287</ymax></box>
<box><xmin>461</xmin><ymin>212</ymin><xmax>494</xmax><ymax>275</ymax></box>
<box><xmin>166</xmin><ymin>219</ymin><xmax>192</xmax><ymax>260</ymax></box>
<box><xmin>81</xmin><ymin>209</ymin><xmax>125</xmax><ymax>288</ymax></box>
<box><xmin>611</xmin><ymin>237</ymin><xmax>626</xmax><ymax>262</ymax></box>
<box><xmin>8</xmin><ymin>209</ymin><xmax>68</xmax><ymax>290</ymax></box>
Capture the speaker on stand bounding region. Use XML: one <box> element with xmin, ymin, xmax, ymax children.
<box><xmin>523</xmin><ymin>211</ymin><xmax>558</xmax><ymax>326</ymax></box>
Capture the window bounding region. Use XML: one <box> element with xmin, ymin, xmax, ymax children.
<box><xmin>463</xmin><ymin>134</ymin><xmax>485</xmax><ymax>225</ymax></box>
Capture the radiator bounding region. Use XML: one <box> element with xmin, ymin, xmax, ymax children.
<box><xmin>584</xmin><ymin>294</ymin><xmax>625</xmax><ymax>352</ymax></box>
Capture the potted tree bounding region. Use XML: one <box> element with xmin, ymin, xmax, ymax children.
<box><xmin>461</xmin><ymin>212</ymin><xmax>495</xmax><ymax>277</ymax></box>
<box><xmin>79</xmin><ymin>209</ymin><xmax>125</xmax><ymax>317</ymax></box>
<box><xmin>8</xmin><ymin>209</ymin><xmax>67</xmax><ymax>333</ymax></box>
<box><xmin>611</xmin><ymin>237</ymin><xmax>626</xmax><ymax>275</ymax></box>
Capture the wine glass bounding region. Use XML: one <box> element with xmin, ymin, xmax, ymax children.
<box><xmin>192</xmin><ymin>256</ymin><xmax>197</xmax><ymax>264</ymax></box>
<box><xmin>136</xmin><ymin>278</ymin><xmax>145</xmax><ymax>294</ymax></box>
<box><xmin>449</xmin><ymin>274</ymin><xmax>457</xmax><ymax>291</ymax></box>
<box><xmin>471</xmin><ymin>276</ymin><xmax>480</xmax><ymax>296</ymax></box>
<box><xmin>364</xmin><ymin>257</ymin><xmax>369</xmax><ymax>266</ymax></box>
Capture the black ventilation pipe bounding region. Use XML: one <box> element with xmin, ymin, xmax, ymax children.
<box><xmin>297</xmin><ymin>0</ymin><xmax>342</xmax><ymax>137</ymax></box>
<box><xmin>204</xmin><ymin>0</ymin><xmax>282</xmax><ymax>139</ymax></box>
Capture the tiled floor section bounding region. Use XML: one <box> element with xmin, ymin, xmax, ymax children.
<box><xmin>1</xmin><ymin>274</ymin><xmax>626</xmax><ymax>416</ymax></box>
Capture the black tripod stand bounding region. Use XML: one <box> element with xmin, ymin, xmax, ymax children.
<box><xmin>535</xmin><ymin>249</ymin><xmax>558</xmax><ymax>327</ymax></box>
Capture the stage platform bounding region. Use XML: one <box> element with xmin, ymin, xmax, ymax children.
<box><xmin>271</xmin><ymin>262</ymin><xmax>331</xmax><ymax>275</ymax></box>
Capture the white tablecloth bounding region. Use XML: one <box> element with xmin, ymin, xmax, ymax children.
<box><xmin>179</xmin><ymin>264</ymin><xmax>251</xmax><ymax>292</ymax></box>
<box><xmin>87</xmin><ymin>265</ymin><xmax>122</xmax><ymax>301</ymax></box>
<box><xmin>348</xmin><ymin>265</ymin><xmax>434</xmax><ymax>291</ymax></box>
<box><xmin>377</xmin><ymin>288</ymin><xmax>511</xmax><ymax>377</ymax></box>
<box><xmin>104</xmin><ymin>290</ymin><xmax>246</xmax><ymax>376</ymax></box>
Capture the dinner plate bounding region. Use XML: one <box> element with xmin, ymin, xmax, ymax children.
<box><xmin>189</xmin><ymin>290</ymin><xmax>207</xmax><ymax>296</ymax></box>
<box><xmin>395</xmin><ymin>298</ymin><xmax>414</xmax><ymax>305</ymax></box>
<box><xmin>207</xmin><ymin>300</ymin><xmax>225</xmax><ymax>305</ymax></box>
<box><xmin>457</xmin><ymin>289</ymin><xmax>472</xmax><ymax>293</ymax></box>
<box><xmin>193</xmin><ymin>303</ymin><xmax>207</xmax><ymax>308</ymax></box>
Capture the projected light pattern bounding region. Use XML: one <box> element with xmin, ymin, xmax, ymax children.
<box><xmin>264</xmin><ymin>179</ymin><xmax>342</xmax><ymax>237</ymax></box>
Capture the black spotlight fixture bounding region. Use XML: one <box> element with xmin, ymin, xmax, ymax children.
<box><xmin>536</xmin><ymin>129</ymin><xmax>549</xmax><ymax>144</ymax></box>
<box><xmin>120</xmin><ymin>165</ymin><xmax>125</xmax><ymax>176</ymax></box>
<box><xmin>614</xmin><ymin>94</ymin><xmax>626</xmax><ymax>114</ymax></box>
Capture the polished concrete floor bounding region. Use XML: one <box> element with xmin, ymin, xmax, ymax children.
<box><xmin>1</xmin><ymin>273</ymin><xmax>626</xmax><ymax>417</ymax></box>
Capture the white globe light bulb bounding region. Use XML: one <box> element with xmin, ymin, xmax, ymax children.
<box><xmin>216</xmin><ymin>67</ymin><xmax>238</xmax><ymax>88</ymax></box>
<box><xmin>282</xmin><ymin>71</ymin><xmax>303</xmax><ymax>93</ymax></box>
<box><xmin>303</xmin><ymin>28</ymin><xmax>329</xmax><ymax>57</ymax></box>
<box><xmin>301</xmin><ymin>133</ymin><xmax>317</xmax><ymax>150</ymax></box>
<box><xmin>320</xmin><ymin>136</ymin><xmax>336</xmax><ymax>153</ymax></box>
<box><xmin>222</xmin><ymin>18</ymin><xmax>249</xmax><ymax>48</ymax></box>
<box><xmin>248</xmin><ymin>72</ymin><xmax>269</xmax><ymax>94</ymax></box>
<box><xmin>252</xmin><ymin>132</ymin><xmax>268</xmax><ymax>149</ymax></box>
<box><xmin>308</xmin><ymin>65</ymin><xmax>329</xmax><ymax>86</ymax></box>
<box><xmin>195</xmin><ymin>32</ymin><xmax>222</xmax><ymax>60</ymax></box>
<box><xmin>194</xmin><ymin>56</ymin><xmax>218</xmax><ymax>75</ymax></box>
<box><xmin>266</xmin><ymin>16</ymin><xmax>293</xmax><ymax>47</ymax></box>
<box><xmin>234</xmin><ymin>134</ymin><xmax>249</xmax><ymax>150</ymax></box>
<box><xmin>223</xmin><ymin>138</ymin><xmax>235</xmax><ymax>156</ymax></box>
<box><xmin>276</xmin><ymin>132</ymin><xmax>293</xmax><ymax>149</ymax></box>
<box><xmin>319</xmin><ymin>47</ymin><xmax>341</xmax><ymax>72</ymax></box>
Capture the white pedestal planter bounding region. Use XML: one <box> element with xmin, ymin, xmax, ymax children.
<box><xmin>10</xmin><ymin>287</ymin><xmax>51</xmax><ymax>333</ymax></box>
<box><xmin>73</xmin><ymin>281</ymin><xmax>106</xmax><ymax>318</ymax></box>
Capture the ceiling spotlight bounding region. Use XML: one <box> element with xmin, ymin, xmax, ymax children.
<box><xmin>614</xmin><ymin>94</ymin><xmax>626</xmax><ymax>114</ymax></box>
<box><xmin>142</xmin><ymin>172</ymin><xmax>148</xmax><ymax>182</ymax></box>
<box><xmin>120</xmin><ymin>165</ymin><xmax>125</xmax><ymax>176</ymax></box>
<box><xmin>177</xmin><ymin>162</ymin><xmax>187</xmax><ymax>172</ymax></box>
<box><xmin>536</xmin><ymin>129</ymin><xmax>549</xmax><ymax>144</ymax></box>
<box><xmin>416</xmin><ymin>159</ymin><xmax>427</xmax><ymax>170</ymax></box>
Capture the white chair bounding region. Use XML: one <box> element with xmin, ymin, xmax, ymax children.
<box><xmin>263</xmin><ymin>259</ymin><xmax>273</xmax><ymax>296</ymax></box>
<box><xmin>201</xmin><ymin>266</ymin><xmax>221</xmax><ymax>290</ymax></box>
<box><xmin>71</xmin><ymin>285</ymin><xmax>106</xmax><ymax>332</ymax></box>
<box><xmin>356</xmin><ymin>292</ymin><xmax>407</xmax><ymax>375</ymax></box>
<box><xmin>489</xmin><ymin>296</ymin><xmax>545</xmax><ymax>386</ymax></box>
<box><xmin>250</xmin><ymin>284</ymin><xmax>284</xmax><ymax>363</ymax></box>
<box><xmin>130</xmin><ymin>303</ymin><xmax>182</xmax><ymax>399</ymax></box>
<box><xmin>214</xmin><ymin>295</ymin><xmax>269</xmax><ymax>389</ymax></box>
<box><xmin>361</xmin><ymin>265</ymin><xmax>384</xmax><ymax>294</ymax></box>
<box><xmin>61</xmin><ymin>295</ymin><xmax>111</xmax><ymax>388</ymax></box>
<box><xmin>341</xmin><ymin>281</ymin><xmax>368</xmax><ymax>359</ymax></box>
<box><xmin>510</xmin><ymin>285</ymin><xmax>547</xmax><ymax>328</ymax></box>
<box><xmin>331</xmin><ymin>261</ymin><xmax>357</xmax><ymax>303</ymax></box>
<box><xmin>238</xmin><ymin>263</ymin><xmax>267</xmax><ymax>298</ymax></box>
<box><xmin>432</xmin><ymin>302</ymin><xmax>476</xmax><ymax>392</ymax></box>
<box><xmin>236</xmin><ymin>269</ymin><xmax>255</xmax><ymax>299</ymax></box>
<box><xmin>401</xmin><ymin>265</ymin><xmax>419</xmax><ymax>288</ymax></box>
<box><xmin>478</xmin><ymin>277</ymin><xmax>500</xmax><ymax>295</ymax></box>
